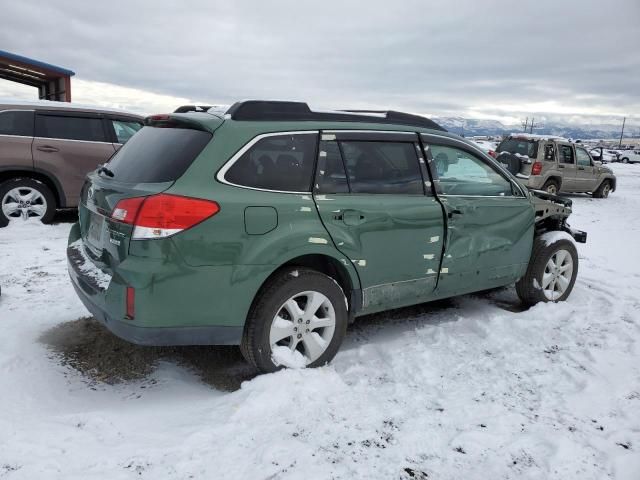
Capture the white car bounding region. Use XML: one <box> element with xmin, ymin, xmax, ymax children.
<box><xmin>618</xmin><ymin>150</ymin><xmax>640</xmax><ymax>164</ymax></box>
<box><xmin>589</xmin><ymin>148</ymin><xmax>619</xmax><ymax>163</ymax></box>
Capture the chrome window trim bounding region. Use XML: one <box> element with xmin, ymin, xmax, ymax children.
<box><xmin>33</xmin><ymin>136</ymin><xmax>114</xmax><ymax>145</ymax></box>
<box><xmin>321</xmin><ymin>129</ymin><xmax>416</xmax><ymax>135</ymax></box>
<box><xmin>216</xmin><ymin>130</ymin><xmax>319</xmax><ymax>194</ymax></box>
<box><xmin>421</xmin><ymin>132</ymin><xmax>528</xmax><ymax>198</ymax></box>
<box><xmin>0</xmin><ymin>134</ymin><xmax>33</xmax><ymax>139</ymax></box>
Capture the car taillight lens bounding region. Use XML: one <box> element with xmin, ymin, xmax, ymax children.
<box><xmin>531</xmin><ymin>162</ymin><xmax>543</xmax><ymax>175</ymax></box>
<box><xmin>488</xmin><ymin>150</ymin><xmax>497</xmax><ymax>158</ymax></box>
<box><xmin>126</xmin><ymin>286</ymin><xmax>135</xmax><ymax>319</ymax></box>
<box><xmin>111</xmin><ymin>194</ymin><xmax>219</xmax><ymax>239</ymax></box>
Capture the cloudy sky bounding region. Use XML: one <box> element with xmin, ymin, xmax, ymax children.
<box><xmin>1</xmin><ymin>0</ymin><xmax>638</xmax><ymax>126</ymax></box>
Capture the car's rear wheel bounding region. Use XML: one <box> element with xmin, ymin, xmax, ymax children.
<box><xmin>240</xmin><ymin>268</ymin><xmax>348</xmax><ymax>373</ymax></box>
<box><xmin>516</xmin><ymin>236</ymin><xmax>578</xmax><ymax>306</ymax></box>
<box><xmin>0</xmin><ymin>178</ymin><xmax>56</xmax><ymax>227</ymax></box>
<box><xmin>593</xmin><ymin>180</ymin><xmax>612</xmax><ymax>198</ymax></box>
<box><xmin>542</xmin><ymin>179</ymin><xmax>559</xmax><ymax>195</ymax></box>
<box><xmin>622</xmin><ymin>157</ymin><xmax>629</xmax><ymax>164</ymax></box>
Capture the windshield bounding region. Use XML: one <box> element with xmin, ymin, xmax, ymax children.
<box><xmin>497</xmin><ymin>138</ymin><xmax>539</xmax><ymax>158</ymax></box>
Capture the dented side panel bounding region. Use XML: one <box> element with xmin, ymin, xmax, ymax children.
<box><xmin>435</xmin><ymin>196</ymin><xmax>535</xmax><ymax>296</ymax></box>
<box><xmin>314</xmin><ymin>194</ymin><xmax>445</xmax><ymax>312</ymax></box>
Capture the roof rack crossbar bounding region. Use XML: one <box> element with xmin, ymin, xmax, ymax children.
<box><xmin>225</xmin><ymin>101</ymin><xmax>446</xmax><ymax>131</ymax></box>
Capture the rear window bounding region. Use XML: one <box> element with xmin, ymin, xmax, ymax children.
<box><xmin>497</xmin><ymin>138</ymin><xmax>539</xmax><ymax>158</ymax></box>
<box><xmin>107</xmin><ymin>127</ymin><xmax>212</xmax><ymax>183</ymax></box>
<box><xmin>223</xmin><ymin>133</ymin><xmax>318</xmax><ymax>192</ymax></box>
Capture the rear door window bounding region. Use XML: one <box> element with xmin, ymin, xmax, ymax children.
<box><xmin>559</xmin><ymin>145</ymin><xmax>575</xmax><ymax>164</ymax></box>
<box><xmin>339</xmin><ymin>141</ymin><xmax>423</xmax><ymax>194</ymax></box>
<box><xmin>111</xmin><ymin>119</ymin><xmax>143</xmax><ymax>144</ymax></box>
<box><xmin>223</xmin><ymin>133</ymin><xmax>318</xmax><ymax>192</ymax></box>
<box><xmin>107</xmin><ymin>126</ymin><xmax>212</xmax><ymax>183</ymax></box>
<box><xmin>35</xmin><ymin>114</ymin><xmax>106</xmax><ymax>142</ymax></box>
<box><xmin>315</xmin><ymin>140</ymin><xmax>349</xmax><ymax>194</ymax></box>
<box><xmin>0</xmin><ymin>110</ymin><xmax>34</xmax><ymax>136</ymax></box>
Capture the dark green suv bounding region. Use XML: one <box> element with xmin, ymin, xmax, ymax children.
<box><xmin>67</xmin><ymin>101</ymin><xmax>586</xmax><ymax>372</ymax></box>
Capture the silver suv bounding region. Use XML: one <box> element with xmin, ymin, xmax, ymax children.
<box><xmin>496</xmin><ymin>134</ymin><xmax>616</xmax><ymax>198</ymax></box>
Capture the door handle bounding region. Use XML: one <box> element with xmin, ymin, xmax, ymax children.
<box><xmin>37</xmin><ymin>145</ymin><xmax>60</xmax><ymax>153</ymax></box>
<box><xmin>447</xmin><ymin>208</ymin><xmax>463</xmax><ymax>219</ymax></box>
<box><xmin>343</xmin><ymin>209</ymin><xmax>366</xmax><ymax>226</ymax></box>
<box><xmin>578</xmin><ymin>166</ymin><xmax>585</xmax><ymax>170</ymax></box>
<box><xmin>558</xmin><ymin>164</ymin><xmax>565</xmax><ymax>169</ymax></box>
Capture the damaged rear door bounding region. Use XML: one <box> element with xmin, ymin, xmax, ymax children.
<box><xmin>313</xmin><ymin>131</ymin><xmax>445</xmax><ymax>313</ymax></box>
<box><xmin>422</xmin><ymin>134</ymin><xmax>534</xmax><ymax>296</ymax></box>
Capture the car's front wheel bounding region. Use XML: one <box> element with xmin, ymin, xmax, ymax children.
<box><xmin>0</xmin><ymin>178</ymin><xmax>57</xmax><ymax>227</ymax></box>
<box><xmin>241</xmin><ymin>268</ymin><xmax>348</xmax><ymax>373</ymax></box>
<box><xmin>516</xmin><ymin>235</ymin><xmax>578</xmax><ymax>306</ymax></box>
<box><xmin>593</xmin><ymin>180</ymin><xmax>612</xmax><ymax>198</ymax></box>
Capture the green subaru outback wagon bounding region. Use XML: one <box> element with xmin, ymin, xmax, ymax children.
<box><xmin>67</xmin><ymin>101</ymin><xmax>586</xmax><ymax>372</ymax></box>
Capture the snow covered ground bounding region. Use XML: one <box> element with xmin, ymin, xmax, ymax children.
<box><xmin>1</xmin><ymin>165</ymin><xmax>639</xmax><ymax>479</ymax></box>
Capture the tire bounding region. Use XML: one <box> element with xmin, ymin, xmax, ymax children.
<box><xmin>241</xmin><ymin>268</ymin><xmax>349</xmax><ymax>373</ymax></box>
<box><xmin>622</xmin><ymin>157</ymin><xmax>629</xmax><ymax>164</ymax></box>
<box><xmin>541</xmin><ymin>179</ymin><xmax>559</xmax><ymax>195</ymax></box>
<box><xmin>516</xmin><ymin>236</ymin><xmax>578</xmax><ymax>306</ymax></box>
<box><xmin>0</xmin><ymin>178</ymin><xmax>56</xmax><ymax>226</ymax></box>
<box><xmin>592</xmin><ymin>180</ymin><xmax>612</xmax><ymax>198</ymax></box>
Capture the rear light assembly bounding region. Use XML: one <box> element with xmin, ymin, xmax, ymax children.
<box><xmin>111</xmin><ymin>193</ymin><xmax>219</xmax><ymax>239</ymax></box>
<box><xmin>531</xmin><ymin>162</ymin><xmax>543</xmax><ymax>175</ymax></box>
<box><xmin>488</xmin><ymin>150</ymin><xmax>497</xmax><ymax>158</ymax></box>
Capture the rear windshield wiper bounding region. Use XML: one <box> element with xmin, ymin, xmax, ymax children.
<box><xmin>98</xmin><ymin>165</ymin><xmax>114</xmax><ymax>177</ymax></box>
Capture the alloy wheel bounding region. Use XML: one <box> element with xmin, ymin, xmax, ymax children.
<box><xmin>269</xmin><ymin>290</ymin><xmax>336</xmax><ymax>365</ymax></box>
<box><xmin>541</xmin><ymin>249</ymin><xmax>574</xmax><ymax>301</ymax></box>
<box><xmin>1</xmin><ymin>187</ymin><xmax>47</xmax><ymax>221</ymax></box>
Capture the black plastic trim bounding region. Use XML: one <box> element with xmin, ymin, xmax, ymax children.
<box><xmin>226</xmin><ymin>101</ymin><xmax>446</xmax><ymax>131</ymax></box>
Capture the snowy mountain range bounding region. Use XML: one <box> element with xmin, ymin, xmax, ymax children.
<box><xmin>432</xmin><ymin>116</ymin><xmax>638</xmax><ymax>140</ymax></box>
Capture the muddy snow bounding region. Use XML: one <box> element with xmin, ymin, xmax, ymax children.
<box><xmin>1</xmin><ymin>165</ymin><xmax>639</xmax><ymax>479</ymax></box>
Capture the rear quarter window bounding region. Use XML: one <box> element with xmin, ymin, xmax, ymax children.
<box><xmin>0</xmin><ymin>110</ymin><xmax>34</xmax><ymax>136</ymax></box>
<box><xmin>223</xmin><ymin>133</ymin><xmax>318</xmax><ymax>192</ymax></box>
<box><xmin>107</xmin><ymin>126</ymin><xmax>212</xmax><ymax>183</ymax></box>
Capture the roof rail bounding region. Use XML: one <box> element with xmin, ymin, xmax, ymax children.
<box><xmin>225</xmin><ymin>100</ymin><xmax>446</xmax><ymax>131</ymax></box>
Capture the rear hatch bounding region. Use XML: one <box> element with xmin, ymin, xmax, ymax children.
<box><xmin>78</xmin><ymin>116</ymin><xmax>215</xmax><ymax>272</ymax></box>
<box><xmin>495</xmin><ymin>137</ymin><xmax>539</xmax><ymax>177</ymax></box>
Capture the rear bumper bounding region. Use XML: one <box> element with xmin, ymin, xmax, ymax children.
<box><xmin>66</xmin><ymin>223</ymin><xmax>243</xmax><ymax>346</ymax></box>
<box><xmin>68</xmin><ymin>274</ymin><xmax>242</xmax><ymax>345</ymax></box>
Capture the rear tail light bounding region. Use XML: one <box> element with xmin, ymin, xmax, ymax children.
<box><xmin>126</xmin><ymin>286</ymin><xmax>135</xmax><ymax>319</ymax></box>
<box><xmin>111</xmin><ymin>193</ymin><xmax>219</xmax><ymax>239</ymax></box>
<box><xmin>531</xmin><ymin>162</ymin><xmax>543</xmax><ymax>175</ymax></box>
<box><xmin>488</xmin><ymin>150</ymin><xmax>497</xmax><ymax>158</ymax></box>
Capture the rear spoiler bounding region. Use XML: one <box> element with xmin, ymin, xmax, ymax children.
<box><xmin>144</xmin><ymin>113</ymin><xmax>218</xmax><ymax>133</ymax></box>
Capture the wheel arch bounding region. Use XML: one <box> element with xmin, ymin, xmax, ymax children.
<box><xmin>544</xmin><ymin>175</ymin><xmax>563</xmax><ymax>189</ymax></box>
<box><xmin>251</xmin><ymin>252</ymin><xmax>362</xmax><ymax>320</ymax></box>
<box><xmin>0</xmin><ymin>167</ymin><xmax>65</xmax><ymax>207</ymax></box>
<box><xmin>596</xmin><ymin>176</ymin><xmax>616</xmax><ymax>192</ymax></box>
